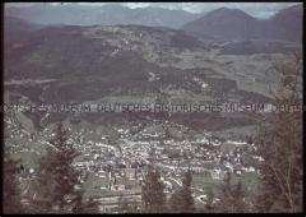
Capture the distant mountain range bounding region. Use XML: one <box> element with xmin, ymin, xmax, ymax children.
<box><xmin>5</xmin><ymin>3</ymin><xmax>201</xmax><ymax>29</ymax></box>
<box><xmin>182</xmin><ymin>5</ymin><xmax>303</xmax><ymax>42</ymax></box>
<box><xmin>5</xmin><ymin>4</ymin><xmax>302</xmax><ymax>43</ymax></box>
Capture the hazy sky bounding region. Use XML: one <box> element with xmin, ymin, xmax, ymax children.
<box><xmin>6</xmin><ymin>2</ymin><xmax>301</xmax><ymax>18</ymax></box>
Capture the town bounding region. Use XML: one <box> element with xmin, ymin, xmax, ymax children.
<box><xmin>5</xmin><ymin>106</ymin><xmax>259</xmax><ymax>212</ymax></box>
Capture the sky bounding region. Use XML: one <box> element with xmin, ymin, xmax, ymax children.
<box><xmin>6</xmin><ymin>2</ymin><xmax>302</xmax><ymax>18</ymax></box>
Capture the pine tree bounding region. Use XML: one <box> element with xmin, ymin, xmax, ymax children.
<box><xmin>168</xmin><ymin>170</ymin><xmax>195</xmax><ymax>213</ymax></box>
<box><xmin>215</xmin><ymin>172</ymin><xmax>248</xmax><ymax>213</ymax></box>
<box><xmin>72</xmin><ymin>191</ymin><xmax>100</xmax><ymax>214</ymax></box>
<box><xmin>141</xmin><ymin>165</ymin><xmax>166</xmax><ymax>213</ymax></box>
<box><xmin>3</xmin><ymin>157</ymin><xmax>23</xmax><ymax>214</ymax></box>
<box><xmin>204</xmin><ymin>187</ymin><xmax>215</xmax><ymax>212</ymax></box>
<box><xmin>255</xmin><ymin>54</ymin><xmax>303</xmax><ymax>212</ymax></box>
<box><xmin>3</xmin><ymin>107</ymin><xmax>23</xmax><ymax>213</ymax></box>
<box><xmin>33</xmin><ymin>122</ymin><xmax>83</xmax><ymax>213</ymax></box>
<box><xmin>118</xmin><ymin>194</ymin><xmax>140</xmax><ymax>213</ymax></box>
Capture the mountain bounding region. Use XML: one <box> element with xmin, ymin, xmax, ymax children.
<box><xmin>4</xmin><ymin>19</ymin><xmax>273</xmax><ymax>105</ymax></box>
<box><xmin>4</xmin><ymin>16</ymin><xmax>40</xmax><ymax>43</ymax></box>
<box><xmin>7</xmin><ymin>4</ymin><xmax>301</xmax><ymax>42</ymax></box>
<box><xmin>266</xmin><ymin>4</ymin><xmax>303</xmax><ymax>42</ymax></box>
<box><xmin>4</xmin><ymin>14</ymin><xmax>282</xmax><ymax>131</ymax></box>
<box><xmin>182</xmin><ymin>7</ymin><xmax>259</xmax><ymax>41</ymax></box>
<box><xmin>4</xmin><ymin>16</ymin><xmax>33</xmax><ymax>33</ymax></box>
<box><xmin>182</xmin><ymin>5</ymin><xmax>303</xmax><ymax>43</ymax></box>
<box><xmin>3</xmin><ymin>21</ymin><xmax>208</xmax><ymax>102</ymax></box>
<box><xmin>5</xmin><ymin>4</ymin><xmax>200</xmax><ymax>29</ymax></box>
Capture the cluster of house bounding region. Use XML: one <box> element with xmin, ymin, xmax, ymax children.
<box><xmin>66</xmin><ymin>122</ymin><xmax>259</xmax><ymax>212</ymax></box>
<box><xmin>5</xmin><ymin>108</ymin><xmax>260</xmax><ymax>212</ymax></box>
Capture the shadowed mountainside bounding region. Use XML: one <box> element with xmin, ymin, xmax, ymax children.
<box><xmin>182</xmin><ymin>5</ymin><xmax>303</xmax><ymax>43</ymax></box>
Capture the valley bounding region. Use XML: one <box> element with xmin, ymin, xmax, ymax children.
<box><xmin>3</xmin><ymin>2</ymin><xmax>303</xmax><ymax>214</ymax></box>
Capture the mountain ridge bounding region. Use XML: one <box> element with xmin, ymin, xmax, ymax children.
<box><xmin>182</xmin><ymin>5</ymin><xmax>303</xmax><ymax>42</ymax></box>
<box><xmin>5</xmin><ymin>4</ymin><xmax>201</xmax><ymax>29</ymax></box>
